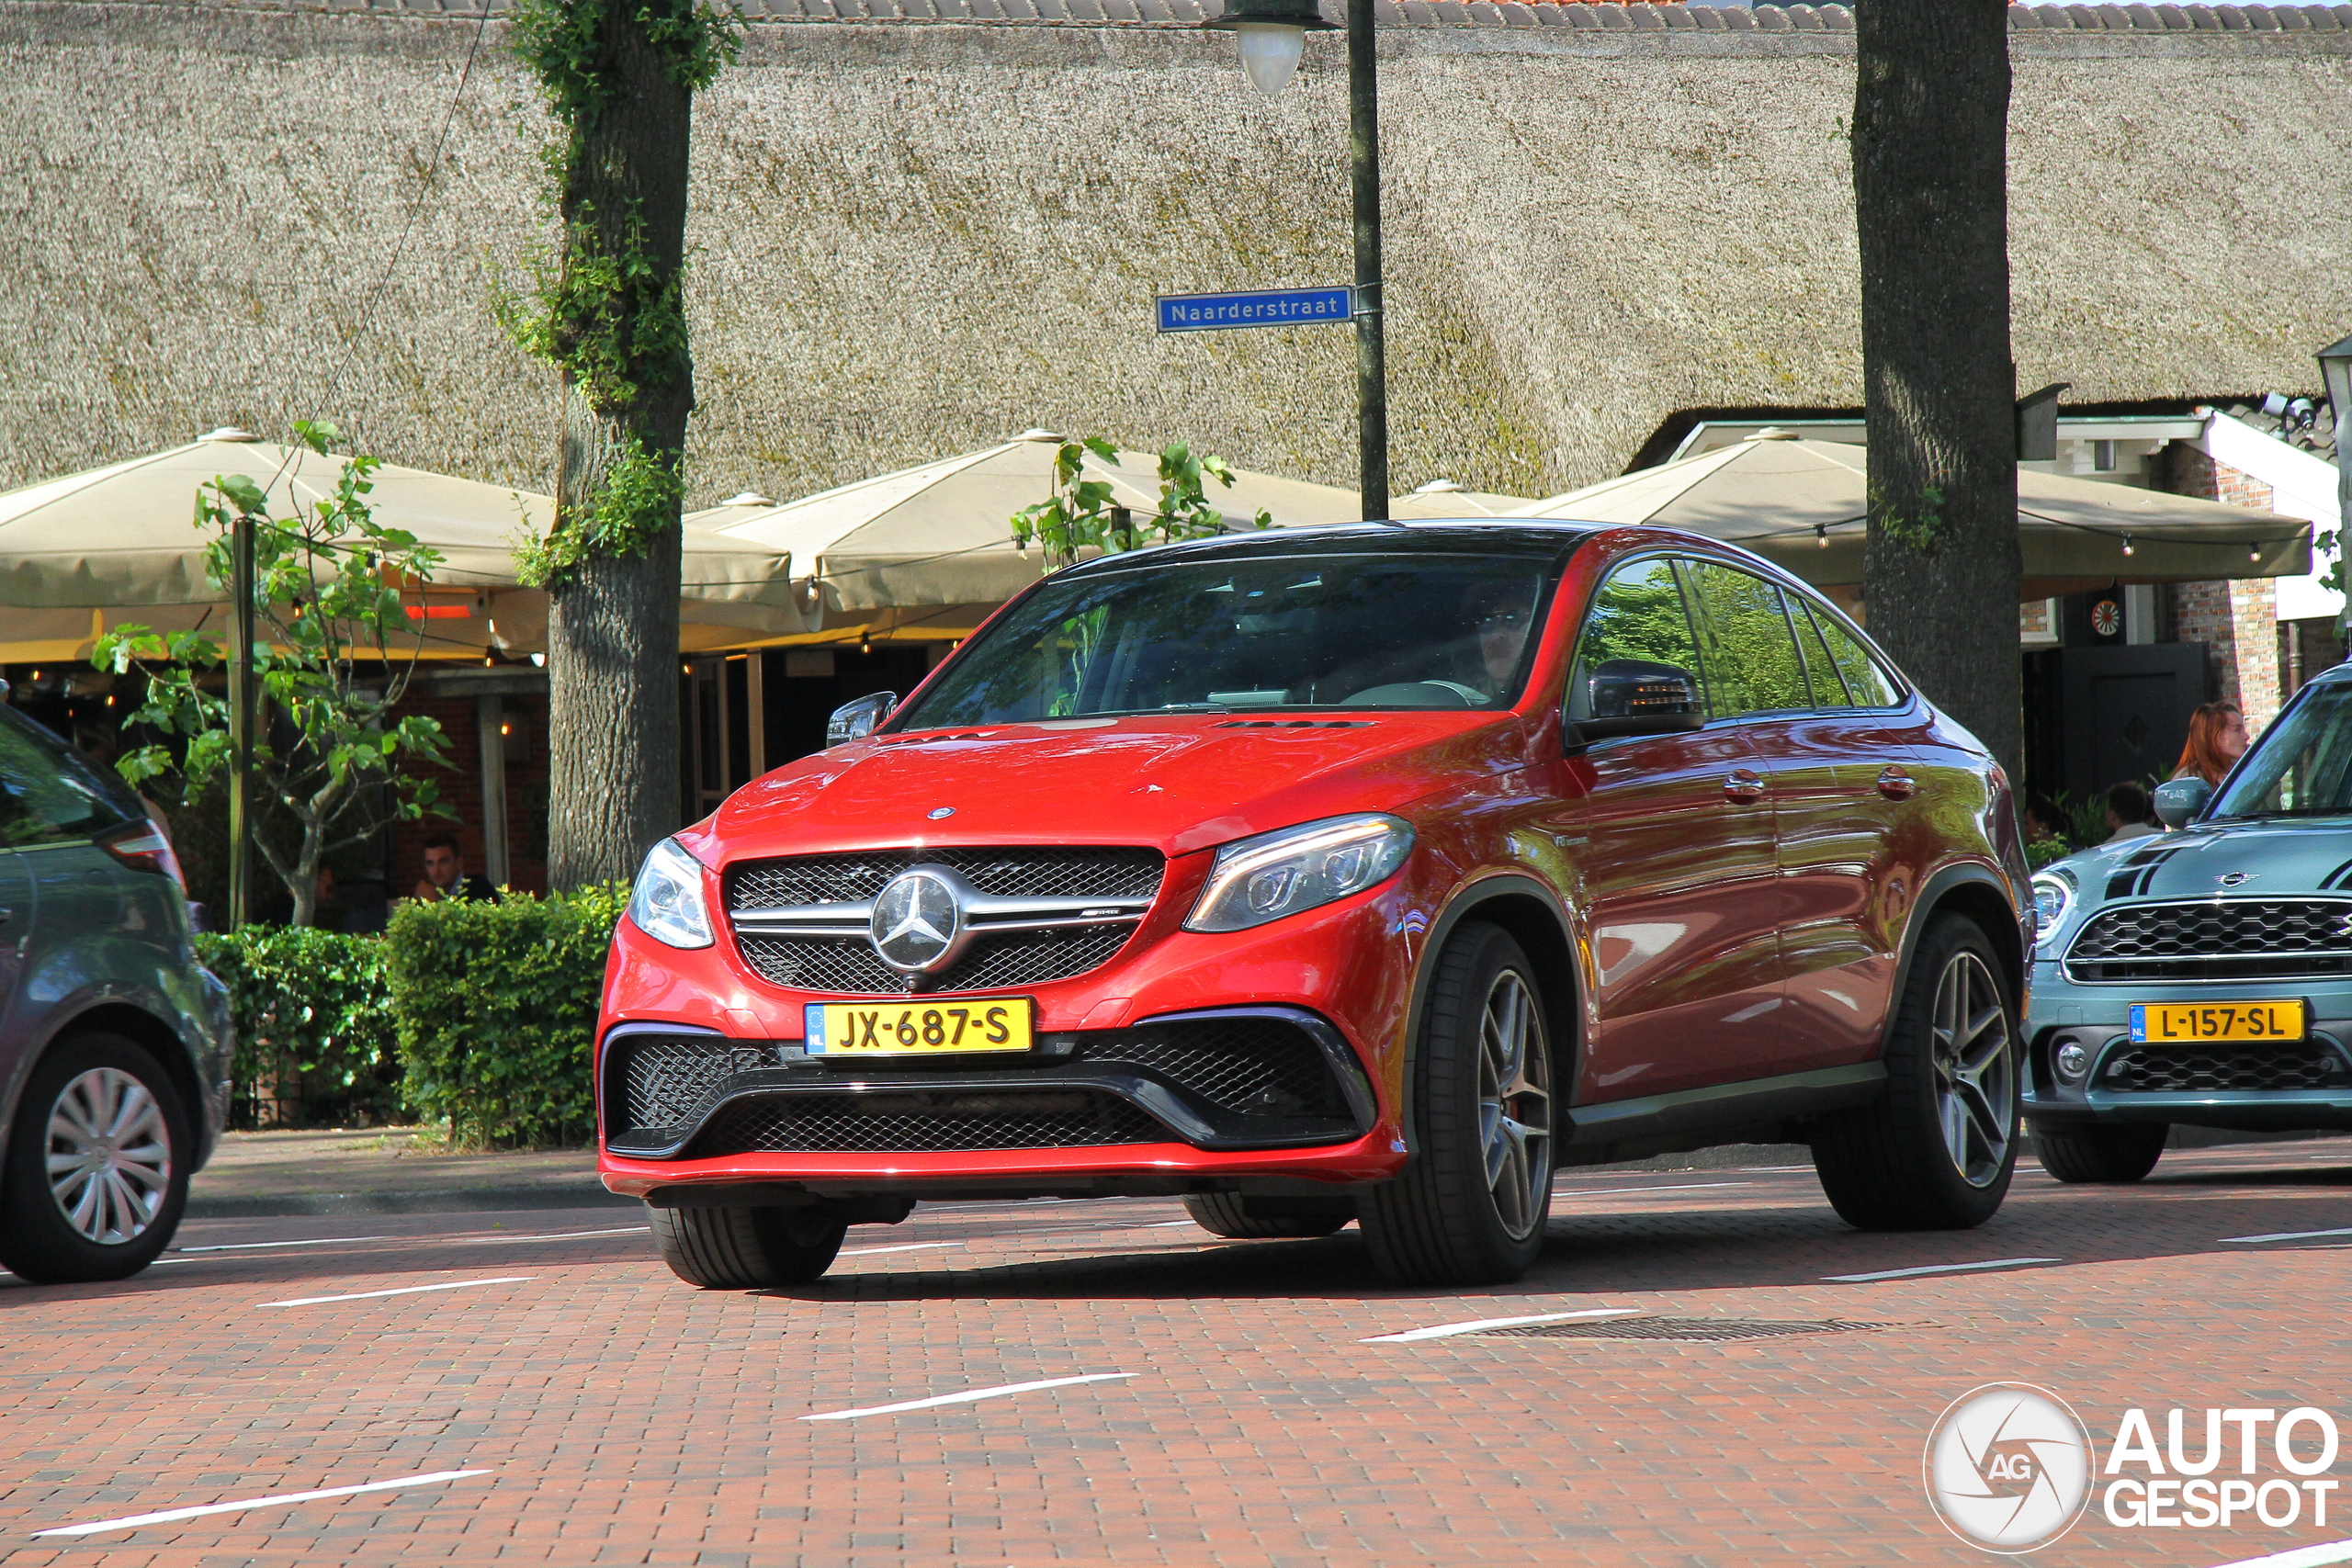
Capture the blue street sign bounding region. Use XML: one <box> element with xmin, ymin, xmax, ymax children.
<box><xmin>1156</xmin><ymin>287</ymin><xmax>1354</xmax><ymax>334</ymax></box>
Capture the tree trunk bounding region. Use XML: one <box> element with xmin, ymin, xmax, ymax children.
<box><xmin>543</xmin><ymin>13</ymin><xmax>694</xmax><ymax>891</ymax></box>
<box><xmin>1853</xmin><ymin>0</ymin><xmax>2020</xmax><ymax>774</ymax></box>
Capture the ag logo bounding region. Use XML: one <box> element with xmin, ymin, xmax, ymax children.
<box><xmin>870</xmin><ymin>868</ymin><xmax>965</xmax><ymax>975</ymax></box>
<box><xmin>1924</xmin><ymin>1382</ymin><xmax>2092</xmax><ymax>1553</ymax></box>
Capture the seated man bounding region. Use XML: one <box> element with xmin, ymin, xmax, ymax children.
<box><xmin>2102</xmin><ymin>781</ymin><xmax>2157</xmax><ymax>845</ymax></box>
<box><xmin>413</xmin><ymin>832</ymin><xmax>502</xmax><ymax>904</ymax></box>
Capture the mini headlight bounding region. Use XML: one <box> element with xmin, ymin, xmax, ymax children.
<box><xmin>1184</xmin><ymin>813</ymin><xmax>1415</xmax><ymax>934</ymax></box>
<box><xmin>2030</xmin><ymin>869</ymin><xmax>2075</xmax><ymax>953</ymax></box>
<box><xmin>628</xmin><ymin>837</ymin><xmax>715</xmax><ymax>950</ymax></box>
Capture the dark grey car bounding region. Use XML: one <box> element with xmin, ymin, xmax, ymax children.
<box><xmin>0</xmin><ymin>700</ymin><xmax>231</xmax><ymax>1283</ymax></box>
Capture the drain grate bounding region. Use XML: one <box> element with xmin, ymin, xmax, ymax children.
<box><xmin>1478</xmin><ymin>1316</ymin><xmax>1904</xmax><ymax>1342</ymax></box>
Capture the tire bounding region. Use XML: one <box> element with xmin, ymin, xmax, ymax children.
<box><xmin>1360</xmin><ymin>922</ymin><xmax>1556</xmax><ymax>1287</ymax></box>
<box><xmin>1182</xmin><ymin>1192</ymin><xmax>1352</xmax><ymax>1239</ymax></box>
<box><xmin>0</xmin><ymin>1032</ymin><xmax>191</xmax><ymax>1284</ymax></box>
<box><xmin>647</xmin><ymin>1203</ymin><xmax>846</xmax><ymax>1288</ymax></box>
<box><xmin>1810</xmin><ymin>913</ymin><xmax>2021</xmax><ymax>1230</ymax></box>
<box><xmin>2033</xmin><ymin>1122</ymin><xmax>2167</xmax><ymax>1184</ymax></box>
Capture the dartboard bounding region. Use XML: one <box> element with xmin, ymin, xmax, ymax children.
<box><xmin>2091</xmin><ymin>599</ymin><xmax>2121</xmax><ymax>637</ymax></box>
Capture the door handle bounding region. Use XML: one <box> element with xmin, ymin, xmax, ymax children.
<box><xmin>1877</xmin><ymin>766</ymin><xmax>1918</xmax><ymax>800</ymax></box>
<box><xmin>1723</xmin><ymin>769</ymin><xmax>1767</xmax><ymax>803</ymax></box>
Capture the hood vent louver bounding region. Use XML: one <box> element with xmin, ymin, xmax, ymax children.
<box><xmin>1213</xmin><ymin>719</ymin><xmax>1375</xmax><ymax>730</ymax></box>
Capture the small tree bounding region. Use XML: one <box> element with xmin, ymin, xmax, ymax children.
<box><xmin>96</xmin><ymin>422</ymin><xmax>450</xmax><ymax>928</ymax></box>
<box><xmin>1012</xmin><ymin>438</ymin><xmax>1273</xmax><ymax>566</ymax></box>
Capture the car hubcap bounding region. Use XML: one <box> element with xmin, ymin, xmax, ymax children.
<box><xmin>45</xmin><ymin>1068</ymin><xmax>172</xmax><ymax>1247</ymax></box>
<box><xmin>1930</xmin><ymin>952</ymin><xmax>2016</xmax><ymax>1188</ymax></box>
<box><xmin>1476</xmin><ymin>969</ymin><xmax>1553</xmax><ymax>1241</ymax></box>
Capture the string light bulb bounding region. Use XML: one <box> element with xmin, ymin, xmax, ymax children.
<box><xmin>1815</xmin><ymin>523</ymin><xmax>1828</xmax><ymax>549</ymax></box>
<box><xmin>2251</xmin><ymin>542</ymin><xmax>2263</xmax><ymax>564</ymax></box>
<box><xmin>2120</xmin><ymin>534</ymin><xmax>2135</xmax><ymax>558</ymax></box>
<box><xmin>859</xmin><ymin>632</ymin><xmax>873</xmax><ymax>657</ymax></box>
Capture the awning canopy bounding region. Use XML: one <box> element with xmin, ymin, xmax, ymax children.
<box><xmin>0</xmin><ymin>432</ymin><xmax>813</xmax><ymax>660</ymax></box>
<box><xmin>1505</xmin><ymin>431</ymin><xmax>2312</xmax><ymax>600</ymax></box>
<box><xmin>695</xmin><ymin>430</ymin><xmax>1363</xmax><ymax>627</ymax></box>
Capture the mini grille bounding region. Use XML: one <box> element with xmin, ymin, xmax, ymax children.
<box><xmin>1478</xmin><ymin>1317</ymin><xmax>1903</xmax><ymax>1342</ymax></box>
<box><xmin>727</xmin><ymin>847</ymin><xmax>1164</xmax><ymax>910</ymax></box>
<box><xmin>2066</xmin><ymin>899</ymin><xmax>2352</xmax><ymax>982</ymax></box>
<box><xmin>1079</xmin><ymin>1017</ymin><xmax>1346</xmax><ymax>1118</ymax></box>
<box><xmin>2103</xmin><ymin>1043</ymin><xmax>2347</xmax><ymax>1094</ymax></box>
<box><xmin>737</xmin><ymin>926</ymin><xmax>1134</xmax><ymax>996</ymax></box>
<box><xmin>687</xmin><ymin>1089</ymin><xmax>1170</xmax><ymax>1155</ymax></box>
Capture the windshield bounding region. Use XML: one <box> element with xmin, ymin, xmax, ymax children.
<box><xmin>894</xmin><ymin>549</ymin><xmax>1560</xmax><ymax>728</ymax></box>
<box><xmin>2209</xmin><ymin>682</ymin><xmax>2352</xmax><ymax>819</ymax></box>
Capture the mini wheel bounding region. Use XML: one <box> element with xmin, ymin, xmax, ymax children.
<box><xmin>2033</xmin><ymin>1122</ymin><xmax>2167</xmax><ymax>1184</ymax></box>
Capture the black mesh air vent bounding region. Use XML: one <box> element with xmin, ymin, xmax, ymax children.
<box><xmin>1078</xmin><ymin>1015</ymin><xmax>1347</xmax><ymax>1119</ymax></box>
<box><xmin>688</xmin><ymin>1089</ymin><xmax>1171</xmax><ymax>1155</ymax></box>
<box><xmin>2103</xmin><ymin>1043</ymin><xmax>2347</xmax><ymax>1094</ymax></box>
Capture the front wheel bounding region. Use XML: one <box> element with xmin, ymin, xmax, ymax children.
<box><xmin>2033</xmin><ymin>1122</ymin><xmax>2167</xmax><ymax>1183</ymax></box>
<box><xmin>1360</xmin><ymin>922</ymin><xmax>1556</xmax><ymax>1287</ymax></box>
<box><xmin>648</xmin><ymin>1203</ymin><xmax>845</xmax><ymax>1288</ymax></box>
<box><xmin>1811</xmin><ymin>914</ymin><xmax>2020</xmax><ymax>1230</ymax></box>
<box><xmin>1182</xmin><ymin>1193</ymin><xmax>1352</xmax><ymax>1238</ymax></box>
<box><xmin>0</xmin><ymin>1032</ymin><xmax>191</xmax><ymax>1284</ymax></box>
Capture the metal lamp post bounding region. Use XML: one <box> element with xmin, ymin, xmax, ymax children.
<box><xmin>1204</xmin><ymin>0</ymin><xmax>1390</xmax><ymax>522</ymax></box>
<box><xmin>2317</xmin><ymin>334</ymin><xmax>2352</xmax><ymax>607</ymax></box>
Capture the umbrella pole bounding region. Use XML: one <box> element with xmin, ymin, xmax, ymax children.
<box><xmin>228</xmin><ymin>508</ymin><xmax>254</xmax><ymax>931</ymax></box>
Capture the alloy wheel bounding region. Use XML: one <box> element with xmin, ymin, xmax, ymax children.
<box><xmin>1476</xmin><ymin>969</ymin><xmax>1553</xmax><ymax>1240</ymax></box>
<box><xmin>1930</xmin><ymin>951</ymin><xmax>2017</xmax><ymax>1188</ymax></box>
<box><xmin>45</xmin><ymin>1067</ymin><xmax>173</xmax><ymax>1246</ymax></box>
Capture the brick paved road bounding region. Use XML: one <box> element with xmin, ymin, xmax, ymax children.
<box><xmin>4</xmin><ymin>1143</ymin><xmax>2349</xmax><ymax>1567</ymax></box>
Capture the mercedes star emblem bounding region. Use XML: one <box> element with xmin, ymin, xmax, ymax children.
<box><xmin>870</xmin><ymin>868</ymin><xmax>964</xmax><ymax>975</ymax></box>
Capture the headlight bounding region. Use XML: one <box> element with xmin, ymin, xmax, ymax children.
<box><xmin>1184</xmin><ymin>813</ymin><xmax>1415</xmax><ymax>933</ymax></box>
<box><xmin>628</xmin><ymin>837</ymin><xmax>715</xmax><ymax>950</ymax></box>
<box><xmin>2030</xmin><ymin>869</ymin><xmax>2075</xmax><ymax>954</ymax></box>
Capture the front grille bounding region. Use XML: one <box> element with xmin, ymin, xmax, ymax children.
<box><xmin>609</xmin><ymin>1034</ymin><xmax>774</xmax><ymax>1145</ymax></box>
<box><xmin>1077</xmin><ymin>1016</ymin><xmax>1349</xmax><ymax>1119</ymax></box>
<box><xmin>687</xmin><ymin>1089</ymin><xmax>1171</xmax><ymax>1155</ymax></box>
<box><xmin>725</xmin><ymin>847</ymin><xmax>1162</xmax><ymax>997</ymax></box>
<box><xmin>2065</xmin><ymin>898</ymin><xmax>2352</xmax><ymax>982</ymax></box>
<box><xmin>2103</xmin><ymin>1043</ymin><xmax>2348</xmax><ymax>1094</ymax></box>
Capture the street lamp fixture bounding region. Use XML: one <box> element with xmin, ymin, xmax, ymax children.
<box><xmin>2319</xmin><ymin>333</ymin><xmax>2352</xmax><ymax>628</ymax></box>
<box><xmin>1203</xmin><ymin>0</ymin><xmax>1330</xmax><ymax>96</ymax></box>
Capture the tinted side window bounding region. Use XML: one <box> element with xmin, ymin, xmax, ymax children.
<box><xmin>1566</xmin><ymin>557</ymin><xmax>1704</xmax><ymax>720</ymax></box>
<box><xmin>0</xmin><ymin>710</ymin><xmax>139</xmax><ymax>848</ymax></box>
<box><xmin>1789</xmin><ymin>598</ymin><xmax>1854</xmax><ymax>707</ymax></box>
<box><xmin>1804</xmin><ymin>601</ymin><xmax>1902</xmax><ymax>708</ymax></box>
<box><xmin>1682</xmin><ymin>561</ymin><xmax>1813</xmax><ymax>718</ymax></box>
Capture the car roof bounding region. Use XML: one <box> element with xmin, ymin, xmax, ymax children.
<box><xmin>1053</xmin><ymin>519</ymin><xmax>1605</xmax><ymax>578</ymax></box>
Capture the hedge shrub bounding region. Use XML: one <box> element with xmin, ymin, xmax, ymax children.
<box><xmin>383</xmin><ymin>883</ymin><xmax>627</xmax><ymax>1146</ymax></box>
<box><xmin>194</xmin><ymin>928</ymin><xmax>401</xmax><ymax>1129</ymax></box>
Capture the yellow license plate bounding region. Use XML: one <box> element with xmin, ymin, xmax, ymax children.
<box><xmin>2129</xmin><ymin>1000</ymin><xmax>2306</xmax><ymax>1044</ymax></box>
<box><xmin>804</xmin><ymin>999</ymin><xmax>1033</xmax><ymax>1055</ymax></box>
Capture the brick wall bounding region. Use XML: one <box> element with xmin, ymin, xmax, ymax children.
<box><xmin>2158</xmin><ymin>445</ymin><xmax>2284</xmax><ymax>736</ymax></box>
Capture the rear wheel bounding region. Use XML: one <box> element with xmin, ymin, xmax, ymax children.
<box><xmin>2033</xmin><ymin>1122</ymin><xmax>2167</xmax><ymax>1183</ymax></box>
<box><xmin>1811</xmin><ymin>914</ymin><xmax>2019</xmax><ymax>1230</ymax></box>
<box><xmin>1360</xmin><ymin>923</ymin><xmax>1555</xmax><ymax>1287</ymax></box>
<box><xmin>0</xmin><ymin>1032</ymin><xmax>190</xmax><ymax>1284</ymax></box>
<box><xmin>647</xmin><ymin>1203</ymin><xmax>845</xmax><ymax>1288</ymax></box>
<box><xmin>1182</xmin><ymin>1192</ymin><xmax>1352</xmax><ymax>1238</ymax></box>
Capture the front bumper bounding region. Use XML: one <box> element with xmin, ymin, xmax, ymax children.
<box><xmin>2021</xmin><ymin>958</ymin><xmax>2352</xmax><ymax>1131</ymax></box>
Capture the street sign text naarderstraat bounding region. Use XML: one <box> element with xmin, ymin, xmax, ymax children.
<box><xmin>1156</xmin><ymin>287</ymin><xmax>1353</xmax><ymax>333</ymax></box>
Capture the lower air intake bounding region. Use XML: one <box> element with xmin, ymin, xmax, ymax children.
<box><xmin>687</xmin><ymin>1089</ymin><xmax>1173</xmax><ymax>1156</ymax></box>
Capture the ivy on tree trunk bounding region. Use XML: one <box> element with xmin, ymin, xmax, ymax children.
<box><xmin>1853</xmin><ymin>0</ymin><xmax>2022</xmax><ymax>774</ymax></box>
<box><xmin>502</xmin><ymin>0</ymin><xmax>739</xmax><ymax>889</ymax></box>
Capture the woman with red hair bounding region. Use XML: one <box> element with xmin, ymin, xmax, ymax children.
<box><xmin>2173</xmin><ymin>699</ymin><xmax>2250</xmax><ymax>788</ymax></box>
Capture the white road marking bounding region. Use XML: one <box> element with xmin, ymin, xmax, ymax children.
<box><xmin>2206</xmin><ymin>1538</ymin><xmax>2352</xmax><ymax>1568</ymax></box>
<box><xmin>175</xmin><ymin>1236</ymin><xmax>390</xmax><ymax>1253</ymax></box>
<box><xmin>2221</xmin><ymin>1225</ymin><xmax>2352</xmax><ymax>1245</ymax></box>
<box><xmin>1741</xmin><ymin>1164</ymin><xmax>1819</xmax><ymax>1173</ymax></box>
<box><xmin>1554</xmin><ymin>1182</ymin><xmax>1753</xmax><ymax>1198</ymax></box>
<box><xmin>838</xmin><ymin>1242</ymin><xmax>958</xmax><ymax>1258</ymax></box>
<box><xmin>264</xmin><ymin>1276</ymin><xmax>533</xmax><ymax>1307</ymax></box>
<box><xmin>1361</xmin><ymin>1307</ymin><xmax>1643</xmax><ymax>1343</ymax></box>
<box><xmin>802</xmin><ymin>1372</ymin><xmax>1136</xmax><ymax>1422</ymax></box>
<box><xmin>478</xmin><ymin>1227</ymin><xmax>650</xmax><ymax>1243</ymax></box>
<box><xmin>1822</xmin><ymin>1258</ymin><xmax>2060</xmax><ymax>1282</ymax></box>
<box><xmin>31</xmin><ymin>1469</ymin><xmax>492</xmax><ymax>1537</ymax></box>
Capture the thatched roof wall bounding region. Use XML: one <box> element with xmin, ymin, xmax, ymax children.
<box><xmin>4</xmin><ymin>1</ymin><xmax>2348</xmax><ymax>507</ymax></box>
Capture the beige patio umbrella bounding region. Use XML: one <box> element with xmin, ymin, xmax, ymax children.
<box><xmin>0</xmin><ymin>431</ymin><xmax>812</xmax><ymax>660</ymax></box>
<box><xmin>695</xmin><ymin>430</ymin><xmax>1363</xmax><ymax>636</ymax></box>
<box><xmin>1507</xmin><ymin>430</ymin><xmax>2312</xmax><ymax>600</ymax></box>
<box><xmin>1390</xmin><ymin>479</ymin><xmax>1537</xmax><ymax>519</ymax></box>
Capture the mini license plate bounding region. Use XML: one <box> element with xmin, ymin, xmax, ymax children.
<box><xmin>2129</xmin><ymin>999</ymin><xmax>2306</xmax><ymax>1044</ymax></box>
<box><xmin>804</xmin><ymin>998</ymin><xmax>1034</xmax><ymax>1056</ymax></box>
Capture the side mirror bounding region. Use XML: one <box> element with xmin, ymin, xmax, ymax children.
<box><xmin>2153</xmin><ymin>775</ymin><xmax>2211</xmax><ymax>829</ymax></box>
<box><xmin>826</xmin><ymin>691</ymin><xmax>898</xmax><ymax>746</ymax></box>
<box><xmin>1574</xmin><ymin>660</ymin><xmax>1705</xmax><ymax>742</ymax></box>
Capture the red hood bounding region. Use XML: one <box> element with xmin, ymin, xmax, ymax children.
<box><xmin>694</xmin><ymin>713</ymin><xmax>1531</xmax><ymax>863</ymax></box>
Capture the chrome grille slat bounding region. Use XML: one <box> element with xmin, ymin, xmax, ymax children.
<box><xmin>2064</xmin><ymin>898</ymin><xmax>2352</xmax><ymax>983</ymax></box>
